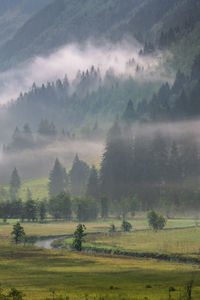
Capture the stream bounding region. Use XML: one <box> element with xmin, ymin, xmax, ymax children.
<box><xmin>35</xmin><ymin>235</ymin><xmax>69</xmax><ymax>249</ymax></box>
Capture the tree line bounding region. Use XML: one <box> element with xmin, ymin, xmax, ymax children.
<box><xmin>3</xmin><ymin>117</ymin><xmax>200</xmax><ymax>222</ymax></box>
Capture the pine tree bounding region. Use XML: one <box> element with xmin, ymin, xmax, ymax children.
<box><xmin>10</xmin><ymin>167</ymin><xmax>21</xmax><ymax>200</ymax></box>
<box><xmin>86</xmin><ymin>165</ymin><xmax>99</xmax><ymax>200</ymax></box>
<box><xmin>39</xmin><ymin>201</ymin><xmax>47</xmax><ymax>222</ymax></box>
<box><xmin>100</xmin><ymin>122</ymin><xmax>133</xmax><ymax>214</ymax></box>
<box><xmin>70</xmin><ymin>154</ymin><xmax>90</xmax><ymax>196</ymax></box>
<box><xmin>101</xmin><ymin>196</ymin><xmax>108</xmax><ymax>219</ymax></box>
<box><xmin>122</xmin><ymin>100</ymin><xmax>135</xmax><ymax>124</ymax></box>
<box><xmin>11</xmin><ymin>222</ymin><xmax>25</xmax><ymax>244</ymax></box>
<box><xmin>48</xmin><ymin>159</ymin><xmax>68</xmax><ymax>197</ymax></box>
<box><xmin>25</xmin><ymin>199</ymin><xmax>38</xmax><ymax>222</ymax></box>
<box><xmin>72</xmin><ymin>224</ymin><xmax>86</xmax><ymax>251</ymax></box>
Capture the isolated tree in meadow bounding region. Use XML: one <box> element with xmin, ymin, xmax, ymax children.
<box><xmin>147</xmin><ymin>211</ymin><xmax>166</xmax><ymax>231</ymax></box>
<box><xmin>72</xmin><ymin>224</ymin><xmax>86</xmax><ymax>251</ymax></box>
<box><xmin>121</xmin><ymin>220</ymin><xmax>132</xmax><ymax>232</ymax></box>
<box><xmin>11</xmin><ymin>222</ymin><xmax>25</xmax><ymax>244</ymax></box>
<box><xmin>10</xmin><ymin>167</ymin><xmax>21</xmax><ymax>200</ymax></box>
<box><xmin>48</xmin><ymin>158</ymin><xmax>68</xmax><ymax>197</ymax></box>
<box><xmin>109</xmin><ymin>224</ymin><xmax>116</xmax><ymax>233</ymax></box>
<box><xmin>7</xmin><ymin>287</ymin><xmax>24</xmax><ymax>300</ymax></box>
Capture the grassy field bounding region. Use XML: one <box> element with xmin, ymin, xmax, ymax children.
<box><xmin>19</xmin><ymin>178</ymin><xmax>49</xmax><ymax>201</ymax></box>
<box><xmin>85</xmin><ymin>227</ymin><xmax>200</xmax><ymax>259</ymax></box>
<box><xmin>0</xmin><ymin>217</ymin><xmax>198</xmax><ymax>242</ymax></box>
<box><xmin>1</xmin><ymin>219</ymin><xmax>200</xmax><ymax>299</ymax></box>
<box><xmin>0</xmin><ymin>242</ymin><xmax>200</xmax><ymax>299</ymax></box>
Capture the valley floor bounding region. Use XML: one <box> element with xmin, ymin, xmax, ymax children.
<box><xmin>0</xmin><ymin>219</ymin><xmax>200</xmax><ymax>299</ymax></box>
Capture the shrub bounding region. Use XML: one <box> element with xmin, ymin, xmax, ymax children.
<box><xmin>121</xmin><ymin>220</ymin><xmax>132</xmax><ymax>232</ymax></box>
<box><xmin>147</xmin><ymin>211</ymin><xmax>166</xmax><ymax>231</ymax></box>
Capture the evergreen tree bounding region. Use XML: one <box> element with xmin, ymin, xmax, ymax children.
<box><xmin>171</xmin><ymin>70</ymin><xmax>186</xmax><ymax>94</ymax></box>
<box><xmin>121</xmin><ymin>220</ymin><xmax>132</xmax><ymax>232</ymax></box>
<box><xmin>39</xmin><ymin>200</ymin><xmax>47</xmax><ymax>222</ymax></box>
<box><xmin>25</xmin><ymin>199</ymin><xmax>38</xmax><ymax>222</ymax></box>
<box><xmin>86</xmin><ymin>165</ymin><xmax>99</xmax><ymax>200</ymax></box>
<box><xmin>10</xmin><ymin>167</ymin><xmax>21</xmax><ymax>200</ymax></box>
<box><xmin>11</xmin><ymin>222</ymin><xmax>25</xmax><ymax>244</ymax></box>
<box><xmin>38</xmin><ymin>119</ymin><xmax>57</xmax><ymax>137</ymax></box>
<box><xmin>100</xmin><ymin>122</ymin><xmax>133</xmax><ymax>214</ymax></box>
<box><xmin>76</xmin><ymin>197</ymin><xmax>98</xmax><ymax>222</ymax></box>
<box><xmin>48</xmin><ymin>158</ymin><xmax>68</xmax><ymax>197</ymax></box>
<box><xmin>70</xmin><ymin>154</ymin><xmax>90</xmax><ymax>196</ymax></box>
<box><xmin>101</xmin><ymin>196</ymin><xmax>108</xmax><ymax>219</ymax></box>
<box><xmin>122</xmin><ymin>99</ymin><xmax>135</xmax><ymax>124</ymax></box>
<box><xmin>72</xmin><ymin>224</ymin><xmax>86</xmax><ymax>251</ymax></box>
<box><xmin>49</xmin><ymin>192</ymin><xmax>72</xmax><ymax>220</ymax></box>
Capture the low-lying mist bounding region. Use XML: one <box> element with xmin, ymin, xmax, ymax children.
<box><xmin>0</xmin><ymin>38</ymin><xmax>171</xmax><ymax>105</ymax></box>
<box><xmin>0</xmin><ymin>139</ymin><xmax>104</xmax><ymax>185</ymax></box>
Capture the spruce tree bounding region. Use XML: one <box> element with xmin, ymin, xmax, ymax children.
<box><xmin>10</xmin><ymin>167</ymin><xmax>21</xmax><ymax>200</ymax></box>
<box><xmin>122</xmin><ymin>99</ymin><xmax>135</xmax><ymax>124</ymax></box>
<box><xmin>70</xmin><ymin>154</ymin><xmax>90</xmax><ymax>196</ymax></box>
<box><xmin>100</xmin><ymin>122</ymin><xmax>133</xmax><ymax>215</ymax></box>
<box><xmin>86</xmin><ymin>165</ymin><xmax>99</xmax><ymax>200</ymax></box>
<box><xmin>48</xmin><ymin>158</ymin><xmax>68</xmax><ymax>197</ymax></box>
<box><xmin>11</xmin><ymin>222</ymin><xmax>25</xmax><ymax>244</ymax></box>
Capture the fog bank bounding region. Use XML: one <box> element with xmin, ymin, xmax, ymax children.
<box><xmin>0</xmin><ymin>39</ymin><xmax>171</xmax><ymax>104</ymax></box>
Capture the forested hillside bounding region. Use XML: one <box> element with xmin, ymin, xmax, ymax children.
<box><xmin>0</xmin><ymin>0</ymin><xmax>53</xmax><ymax>48</ymax></box>
<box><xmin>0</xmin><ymin>0</ymin><xmax>199</xmax><ymax>71</ymax></box>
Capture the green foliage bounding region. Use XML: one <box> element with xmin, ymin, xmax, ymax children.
<box><xmin>49</xmin><ymin>192</ymin><xmax>71</xmax><ymax>221</ymax></box>
<box><xmin>70</xmin><ymin>155</ymin><xmax>90</xmax><ymax>197</ymax></box>
<box><xmin>101</xmin><ymin>196</ymin><xmax>109</xmax><ymax>219</ymax></box>
<box><xmin>24</xmin><ymin>199</ymin><xmax>37</xmax><ymax>222</ymax></box>
<box><xmin>121</xmin><ymin>220</ymin><xmax>132</xmax><ymax>232</ymax></box>
<box><xmin>109</xmin><ymin>224</ymin><xmax>116</xmax><ymax>233</ymax></box>
<box><xmin>76</xmin><ymin>197</ymin><xmax>98</xmax><ymax>222</ymax></box>
<box><xmin>147</xmin><ymin>211</ymin><xmax>166</xmax><ymax>231</ymax></box>
<box><xmin>11</xmin><ymin>222</ymin><xmax>25</xmax><ymax>244</ymax></box>
<box><xmin>48</xmin><ymin>158</ymin><xmax>68</xmax><ymax>197</ymax></box>
<box><xmin>85</xmin><ymin>165</ymin><xmax>99</xmax><ymax>201</ymax></box>
<box><xmin>122</xmin><ymin>99</ymin><xmax>135</xmax><ymax>124</ymax></box>
<box><xmin>72</xmin><ymin>224</ymin><xmax>86</xmax><ymax>251</ymax></box>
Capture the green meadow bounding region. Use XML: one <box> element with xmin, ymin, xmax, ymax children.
<box><xmin>0</xmin><ymin>217</ymin><xmax>198</xmax><ymax>241</ymax></box>
<box><xmin>0</xmin><ymin>242</ymin><xmax>200</xmax><ymax>300</ymax></box>
<box><xmin>0</xmin><ymin>219</ymin><xmax>200</xmax><ymax>299</ymax></box>
<box><xmin>85</xmin><ymin>227</ymin><xmax>200</xmax><ymax>259</ymax></box>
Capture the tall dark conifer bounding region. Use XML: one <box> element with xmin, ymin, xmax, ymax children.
<box><xmin>86</xmin><ymin>165</ymin><xmax>99</xmax><ymax>200</ymax></box>
<box><xmin>48</xmin><ymin>158</ymin><xmax>68</xmax><ymax>197</ymax></box>
<box><xmin>10</xmin><ymin>167</ymin><xmax>21</xmax><ymax>200</ymax></box>
<box><xmin>100</xmin><ymin>122</ymin><xmax>133</xmax><ymax>214</ymax></box>
<box><xmin>70</xmin><ymin>154</ymin><xmax>90</xmax><ymax>196</ymax></box>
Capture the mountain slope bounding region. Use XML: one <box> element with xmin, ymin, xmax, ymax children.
<box><xmin>0</xmin><ymin>0</ymin><xmax>189</xmax><ymax>70</ymax></box>
<box><xmin>0</xmin><ymin>0</ymin><xmax>53</xmax><ymax>48</ymax></box>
